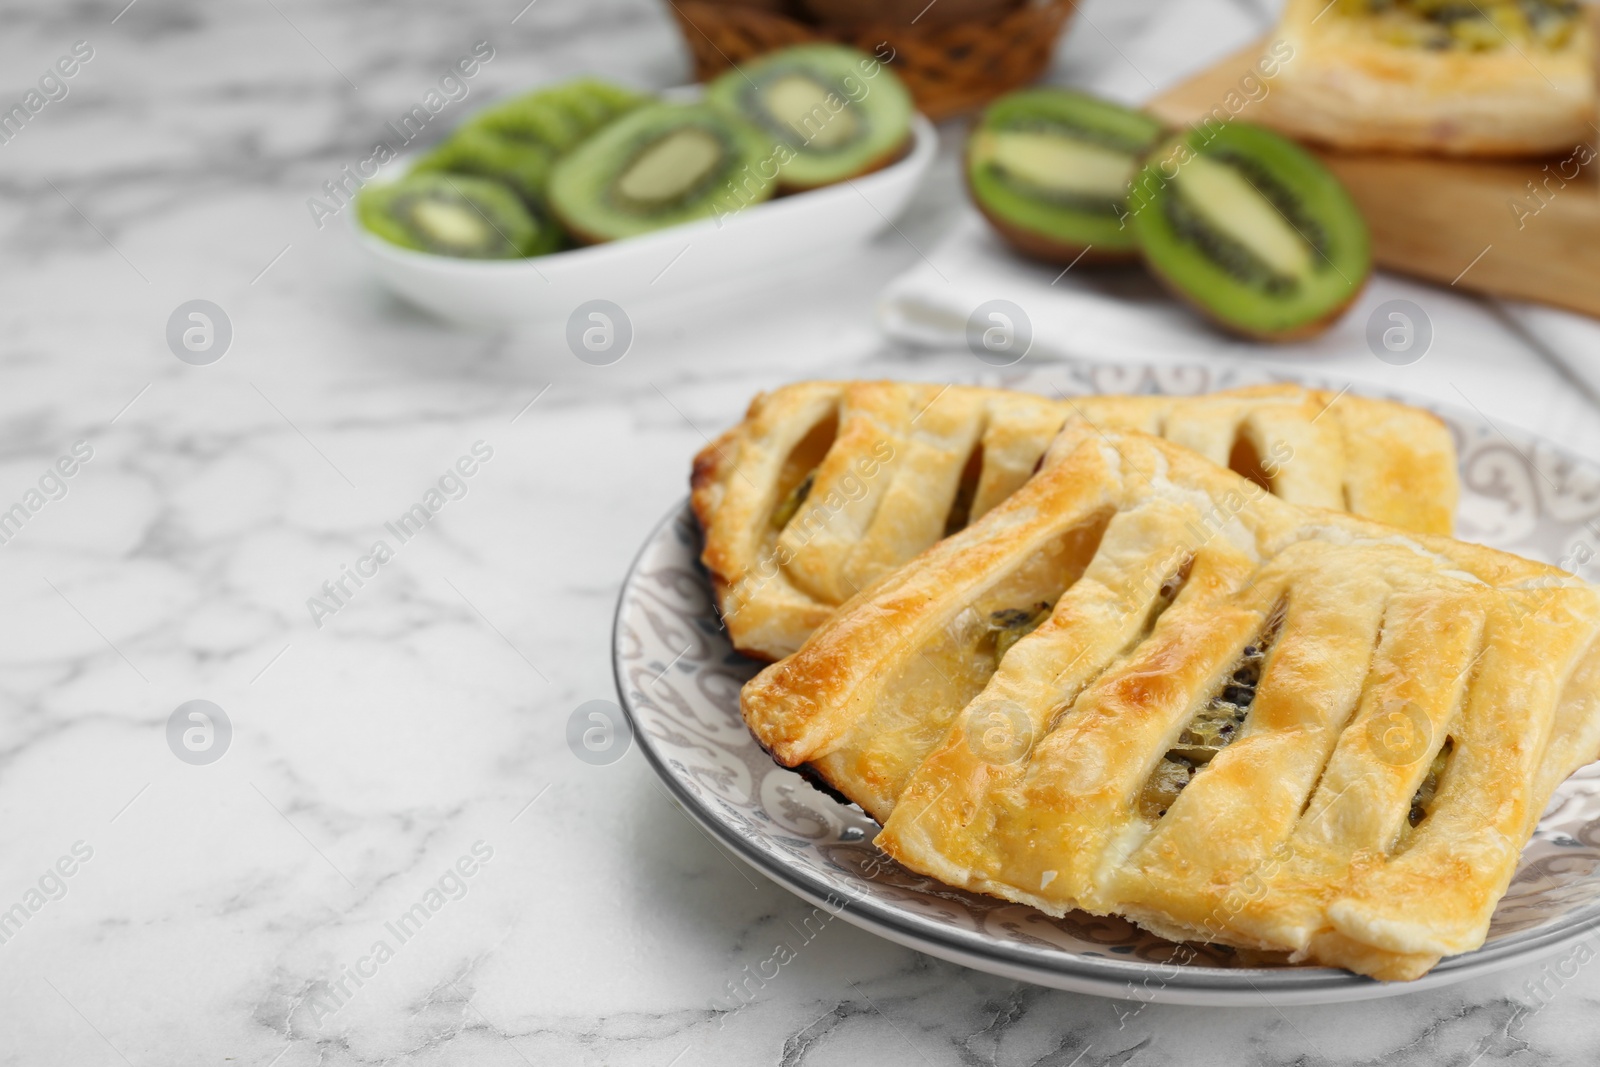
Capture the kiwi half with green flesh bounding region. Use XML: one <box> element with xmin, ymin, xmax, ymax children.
<box><xmin>967</xmin><ymin>89</ymin><xmax>1165</xmax><ymax>264</ymax></box>
<box><xmin>1129</xmin><ymin>122</ymin><xmax>1371</xmax><ymax>340</ymax></box>
<box><xmin>358</xmin><ymin>172</ymin><xmax>557</xmax><ymax>258</ymax></box>
<box><xmin>705</xmin><ymin>43</ymin><xmax>913</xmax><ymax>191</ymax></box>
<box><xmin>547</xmin><ymin>102</ymin><xmax>777</xmax><ymax>243</ymax></box>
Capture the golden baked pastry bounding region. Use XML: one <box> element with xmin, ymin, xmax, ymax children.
<box><xmin>741</xmin><ymin>424</ymin><xmax>1600</xmax><ymax>981</ymax></box>
<box><xmin>1257</xmin><ymin>0</ymin><xmax>1596</xmax><ymax>156</ymax></box>
<box><xmin>692</xmin><ymin>380</ymin><xmax>1458</xmax><ymax>660</ymax></box>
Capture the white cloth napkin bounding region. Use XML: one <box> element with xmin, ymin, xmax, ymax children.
<box><xmin>880</xmin><ymin>215</ymin><xmax>1250</xmax><ymax>365</ymax></box>
<box><xmin>877</xmin><ymin>212</ymin><xmax>1600</xmax><ymax>458</ymax></box>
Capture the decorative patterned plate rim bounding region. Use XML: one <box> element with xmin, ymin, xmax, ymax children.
<box><xmin>612</xmin><ymin>363</ymin><xmax>1600</xmax><ymax>1004</ymax></box>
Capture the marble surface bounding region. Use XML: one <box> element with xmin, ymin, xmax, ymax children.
<box><xmin>3</xmin><ymin>0</ymin><xmax>1600</xmax><ymax>1065</ymax></box>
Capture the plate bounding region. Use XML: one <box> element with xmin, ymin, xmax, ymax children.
<box><xmin>352</xmin><ymin>109</ymin><xmax>938</xmax><ymax>326</ymax></box>
<box><xmin>611</xmin><ymin>360</ymin><xmax>1600</xmax><ymax>1006</ymax></box>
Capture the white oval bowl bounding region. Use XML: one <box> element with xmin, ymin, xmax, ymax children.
<box><xmin>351</xmin><ymin>111</ymin><xmax>938</xmax><ymax>326</ymax></box>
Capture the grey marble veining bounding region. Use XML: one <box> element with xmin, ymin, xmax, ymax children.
<box><xmin>2</xmin><ymin>0</ymin><xmax>1599</xmax><ymax>1064</ymax></box>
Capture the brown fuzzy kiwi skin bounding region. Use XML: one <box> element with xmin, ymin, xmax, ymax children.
<box><xmin>775</xmin><ymin>133</ymin><xmax>913</xmax><ymax>193</ymax></box>
<box><xmin>964</xmin><ymin>166</ymin><xmax>1141</xmax><ymax>267</ymax></box>
<box><xmin>1139</xmin><ymin>248</ymin><xmax>1372</xmax><ymax>342</ymax></box>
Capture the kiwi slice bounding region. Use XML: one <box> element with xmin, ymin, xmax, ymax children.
<box><xmin>705</xmin><ymin>43</ymin><xmax>913</xmax><ymax>190</ymax></box>
<box><xmin>412</xmin><ymin>126</ymin><xmax>557</xmax><ymax>206</ymax></box>
<box><xmin>545</xmin><ymin>77</ymin><xmax>649</xmax><ymax>128</ymax></box>
<box><xmin>357</xmin><ymin>172</ymin><xmax>557</xmax><ymax>258</ymax></box>
<box><xmin>470</xmin><ymin>79</ymin><xmax>647</xmax><ymax>153</ymax></box>
<box><xmin>967</xmin><ymin>89</ymin><xmax>1165</xmax><ymax>264</ymax></box>
<box><xmin>1129</xmin><ymin>122</ymin><xmax>1371</xmax><ymax>340</ymax></box>
<box><xmin>473</xmin><ymin>96</ymin><xmax>586</xmax><ymax>153</ymax></box>
<box><xmin>547</xmin><ymin>102</ymin><xmax>777</xmax><ymax>243</ymax></box>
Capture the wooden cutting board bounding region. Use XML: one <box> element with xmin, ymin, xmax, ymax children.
<box><xmin>1146</xmin><ymin>41</ymin><xmax>1600</xmax><ymax>318</ymax></box>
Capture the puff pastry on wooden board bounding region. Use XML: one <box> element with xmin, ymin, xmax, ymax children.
<box><xmin>1254</xmin><ymin>0</ymin><xmax>1596</xmax><ymax>157</ymax></box>
<box><xmin>1146</xmin><ymin>35</ymin><xmax>1600</xmax><ymax>318</ymax></box>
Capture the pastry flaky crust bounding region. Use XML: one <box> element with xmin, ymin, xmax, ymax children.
<box><xmin>1257</xmin><ymin>0</ymin><xmax>1596</xmax><ymax>156</ymax></box>
<box><xmin>741</xmin><ymin>426</ymin><xmax>1600</xmax><ymax>982</ymax></box>
<box><xmin>691</xmin><ymin>380</ymin><xmax>1459</xmax><ymax>661</ymax></box>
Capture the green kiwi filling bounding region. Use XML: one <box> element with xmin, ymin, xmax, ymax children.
<box><xmin>1338</xmin><ymin>0</ymin><xmax>1579</xmax><ymax>51</ymax></box>
<box><xmin>771</xmin><ymin>471</ymin><xmax>815</xmax><ymax>530</ymax></box>
<box><xmin>767</xmin><ymin>412</ymin><xmax>839</xmax><ymax>534</ymax></box>
<box><xmin>1137</xmin><ymin>610</ymin><xmax>1282</xmax><ymax>820</ymax></box>
<box><xmin>984</xmin><ymin>602</ymin><xmax>1053</xmax><ymax>665</ymax></box>
<box><xmin>1408</xmin><ymin>737</ymin><xmax>1454</xmax><ymax>827</ymax></box>
<box><xmin>943</xmin><ymin>446</ymin><xmax>984</xmax><ymax>537</ymax></box>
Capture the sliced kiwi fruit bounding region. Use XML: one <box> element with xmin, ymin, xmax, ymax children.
<box><xmin>472</xmin><ymin>95</ymin><xmax>587</xmax><ymax>153</ymax></box>
<box><xmin>392</xmin><ymin>78</ymin><xmax>648</xmax><ymax>258</ymax></box>
<box><xmin>547</xmin><ymin>102</ymin><xmax>777</xmax><ymax>243</ymax></box>
<box><xmin>357</xmin><ymin>172</ymin><xmax>557</xmax><ymax>258</ymax></box>
<box><xmin>967</xmin><ymin>89</ymin><xmax>1165</xmax><ymax>264</ymax></box>
<box><xmin>545</xmin><ymin>77</ymin><xmax>649</xmax><ymax>128</ymax></box>
<box><xmin>411</xmin><ymin>126</ymin><xmax>557</xmax><ymax>206</ymax></box>
<box><xmin>705</xmin><ymin>43</ymin><xmax>913</xmax><ymax>190</ymax></box>
<box><xmin>469</xmin><ymin>79</ymin><xmax>647</xmax><ymax>154</ymax></box>
<box><xmin>1128</xmin><ymin>122</ymin><xmax>1370</xmax><ymax>340</ymax></box>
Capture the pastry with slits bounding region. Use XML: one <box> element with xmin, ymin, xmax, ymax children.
<box><xmin>739</xmin><ymin>424</ymin><xmax>1600</xmax><ymax>981</ymax></box>
<box><xmin>692</xmin><ymin>379</ymin><xmax>1458</xmax><ymax>660</ymax></box>
<box><xmin>1255</xmin><ymin>0</ymin><xmax>1596</xmax><ymax>158</ymax></box>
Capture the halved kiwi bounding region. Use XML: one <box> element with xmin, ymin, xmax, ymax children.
<box><xmin>357</xmin><ymin>172</ymin><xmax>557</xmax><ymax>258</ymax></box>
<box><xmin>1129</xmin><ymin>122</ymin><xmax>1371</xmax><ymax>340</ymax></box>
<box><xmin>547</xmin><ymin>102</ymin><xmax>777</xmax><ymax>243</ymax></box>
<box><xmin>966</xmin><ymin>89</ymin><xmax>1165</xmax><ymax>264</ymax></box>
<box><xmin>412</xmin><ymin>126</ymin><xmax>557</xmax><ymax>206</ymax></box>
<box><xmin>705</xmin><ymin>43</ymin><xmax>913</xmax><ymax>190</ymax></box>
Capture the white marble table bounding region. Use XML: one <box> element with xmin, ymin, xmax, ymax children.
<box><xmin>3</xmin><ymin>0</ymin><xmax>1599</xmax><ymax>1064</ymax></box>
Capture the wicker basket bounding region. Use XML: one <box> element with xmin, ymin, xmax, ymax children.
<box><xmin>666</xmin><ymin>0</ymin><xmax>1078</xmax><ymax>121</ymax></box>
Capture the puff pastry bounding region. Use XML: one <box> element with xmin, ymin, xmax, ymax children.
<box><xmin>692</xmin><ymin>380</ymin><xmax>1458</xmax><ymax>660</ymax></box>
<box><xmin>1257</xmin><ymin>0</ymin><xmax>1596</xmax><ymax>156</ymax></box>
<box><xmin>740</xmin><ymin>424</ymin><xmax>1600</xmax><ymax>980</ymax></box>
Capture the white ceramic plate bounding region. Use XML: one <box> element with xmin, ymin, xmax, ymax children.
<box><xmin>612</xmin><ymin>359</ymin><xmax>1600</xmax><ymax>1006</ymax></box>
<box><xmin>351</xmin><ymin>110</ymin><xmax>937</xmax><ymax>326</ymax></box>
